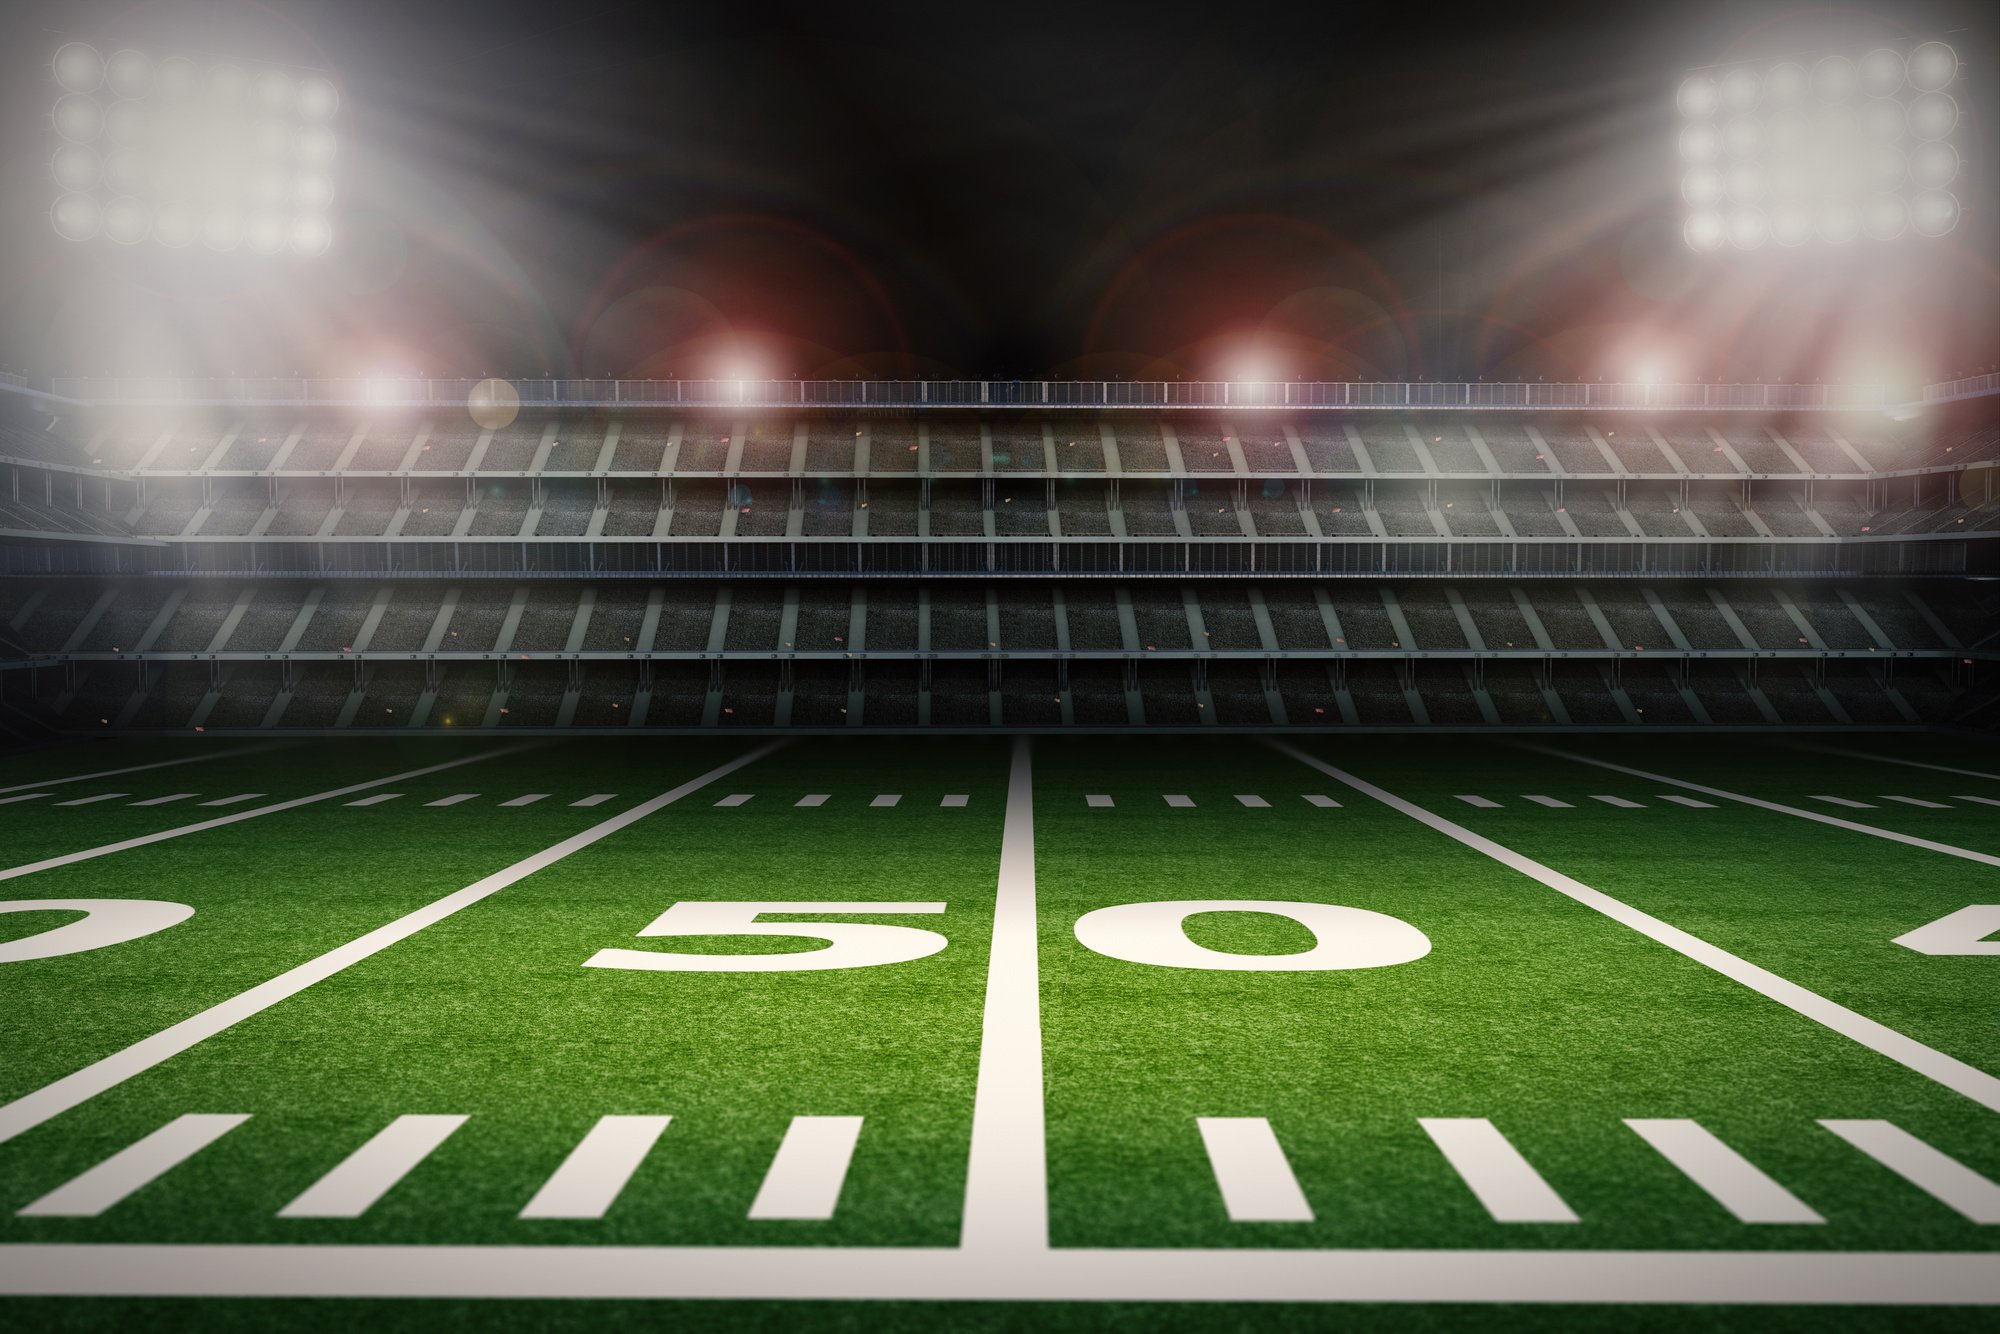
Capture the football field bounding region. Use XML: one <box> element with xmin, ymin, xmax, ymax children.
<box><xmin>0</xmin><ymin>732</ymin><xmax>1995</xmax><ymax>1329</ymax></box>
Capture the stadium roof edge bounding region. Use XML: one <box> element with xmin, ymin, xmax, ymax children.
<box><xmin>1</xmin><ymin>373</ymin><xmax>1991</xmax><ymax>413</ymax></box>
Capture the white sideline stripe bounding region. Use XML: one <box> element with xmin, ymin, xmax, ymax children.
<box><xmin>1303</xmin><ymin>795</ymin><xmax>1341</xmax><ymax>808</ymax></box>
<box><xmin>1085</xmin><ymin>795</ymin><xmax>1113</xmax><ymax>808</ymax></box>
<box><xmin>16</xmin><ymin>1115</ymin><xmax>249</xmax><ymax>1218</ymax></box>
<box><xmin>0</xmin><ymin>742</ymin><xmax>786</xmax><ymax>1148</ymax></box>
<box><xmin>1810</xmin><ymin>795</ymin><xmax>1876</xmax><ymax>809</ymax></box>
<box><xmin>941</xmin><ymin>795</ymin><xmax>969</xmax><ymax>807</ymax></box>
<box><xmin>0</xmin><ymin>748</ymin><xmax>534</xmax><ymax>888</ymax></box>
<box><xmin>519</xmin><ymin>1115</ymin><xmax>672</xmax><ymax>1220</ymax></box>
<box><xmin>1274</xmin><ymin>742</ymin><xmax>2000</xmax><ymax>1115</ymax></box>
<box><xmin>870</xmin><ymin>794</ymin><xmax>901</xmax><ymax>807</ymax></box>
<box><xmin>1953</xmin><ymin>795</ymin><xmax>2000</xmax><ymax>808</ymax></box>
<box><xmin>1820</xmin><ymin>1120</ymin><xmax>2000</xmax><ymax>1224</ymax></box>
<box><xmin>1591</xmin><ymin>795</ymin><xmax>1644</xmax><ymax>809</ymax></box>
<box><xmin>278</xmin><ymin>1115</ymin><xmax>467</xmax><ymax>1218</ymax></box>
<box><xmin>1235</xmin><ymin>795</ymin><xmax>1270</xmax><ymax>808</ymax></box>
<box><xmin>55</xmin><ymin>793</ymin><xmax>127</xmax><ymax>807</ymax></box>
<box><xmin>1625</xmin><ymin>1120</ymin><xmax>1822</xmax><ymax>1224</ymax></box>
<box><xmin>129</xmin><ymin>794</ymin><xmax>197</xmax><ymax>807</ymax></box>
<box><xmin>1880</xmin><ymin>795</ymin><xmax>1949</xmax><ymax>809</ymax></box>
<box><xmin>1522</xmin><ymin>795</ymin><xmax>1571</xmax><ymax>808</ymax></box>
<box><xmin>714</xmin><ymin>794</ymin><xmax>754</xmax><ymax>807</ymax></box>
<box><xmin>962</xmin><ymin>736</ymin><xmax>1044</xmax><ymax>1254</ymax></box>
<box><xmin>1</xmin><ymin>1244</ymin><xmax>1995</xmax><ymax>1303</ymax></box>
<box><xmin>345</xmin><ymin>793</ymin><xmax>402</xmax><ymax>807</ymax></box>
<box><xmin>1165</xmin><ymin>795</ymin><xmax>1194</xmax><ymax>808</ymax></box>
<box><xmin>570</xmin><ymin>794</ymin><xmax>616</xmax><ymax>807</ymax></box>
<box><xmin>199</xmin><ymin>793</ymin><xmax>264</xmax><ymax>806</ymax></box>
<box><xmin>1658</xmin><ymin>794</ymin><xmax>1718</xmax><ymax>808</ymax></box>
<box><xmin>426</xmin><ymin>794</ymin><xmax>478</xmax><ymax>807</ymax></box>
<box><xmin>748</xmin><ymin>1116</ymin><xmax>864</xmax><ymax>1220</ymax></box>
<box><xmin>0</xmin><ymin>744</ymin><xmax>283</xmax><ymax>797</ymax></box>
<box><xmin>1787</xmin><ymin>742</ymin><xmax>2000</xmax><ymax>784</ymax></box>
<box><xmin>796</xmin><ymin>794</ymin><xmax>830</xmax><ymax>808</ymax></box>
<box><xmin>1527</xmin><ymin>746</ymin><xmax>2000</xmax><ymax>870</ymax></box>
<box><xmin>1457</xmin><ymin>795</ymin><xmax>1501</xmax><ymax>808</ymax></box>
<box><xmin>1418</xmin><ymin>1118</ymin><xmax>1578</xmax><ymax>1223</ymax></box>
<box><xmin>501</xmin><ymin>794</ymin><xmax>549</xmax><ymax>807</ymax></box>
<box><xmin>1197</xmin><ymin>1118</ymin><xmax>1314</xmax><ymax>1223</ymax></box>
<box><xmin>0</xmin><ymin>793</ymin><xmax>52</xmax><ymax>806</ymax></box>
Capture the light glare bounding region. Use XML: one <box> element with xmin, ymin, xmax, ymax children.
<box><xmin>52</xmin><ymin>43</ymin><xmax>104</xmax><ymax>93</ymax></box>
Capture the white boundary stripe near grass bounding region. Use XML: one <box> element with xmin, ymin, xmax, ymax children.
<box><xmin>1818</xmin><ymin>1121</ymin><xmax>2000</xmax><ymax>1224</ymax></box>
<box><xmin>1953</xmin><ymin>795</ymin><xmax>2000</xmax><ymax>808</ymax></box>
<box><xmin>1418</xmin><ymin>1119</ymin><xmax>1577</xmax><ymax>1223</ymax></box>
<box><xmin>0</xmin><ymin>746</ymin><xmax>540</xmax><ymax>887</ymax></box>
<box><xmin>961</xmin><ymin>736</ymin><xmax>1046</xmax><ymax>1256</ymax></box>
<box><xmin>5</xmin><ymin>1244</ymin><xmax>1991</xmax><ymax>1302</ymax></box>
<box><xmin>1783</xmin><ymin>743</ymin><xmax>2000</xmax><ymax>785</ymax></box>
<box><xmin>0</xmin><ymin>744</ymin><xmax>287</xmax><ymax>797</ymax></box>
<box><xmin>1272</xmin><ymin>741</ymin><xmax>2000</xmax><ymax>1115</ymax></box>
<box><xmin>0</xmin><ymin>742</ymin><xmax>787</xmax><ymax>1150</ymax></box>
<box><xmin>1524</xmin><ymin>746</ymin><xmax>2000</xmax><ymax>870</ymax></box>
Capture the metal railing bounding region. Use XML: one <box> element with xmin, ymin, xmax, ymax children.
<box><xmin>1922</xmin><ymin>372</ymin><xmax>2000</xmax><ymax>403</ymax></box>
<box><xmin>37</xmin><ymin>376</ymin><xmax>1901</xmax><ymax>412</ymax></box>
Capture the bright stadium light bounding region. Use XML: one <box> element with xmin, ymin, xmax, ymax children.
<box><xmin>1679</xmin><ymin>41</ymin><xmax>1962</xmax><ymax>250</ymax></box>
<box><xmin>45</xmin><ymin>43</ymin><xmax>341</xmax><ymax>257</ymax></box>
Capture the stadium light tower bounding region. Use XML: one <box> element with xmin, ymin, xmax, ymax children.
<box><xmin>46</xmin><ymin>40</ymin><xmax>341</xmax><ymax>256</ymax></box>
<box><xmin>1677</xmin><ymin>40</ymin><xmax>1962</xmax><ymax>252</ymax></box>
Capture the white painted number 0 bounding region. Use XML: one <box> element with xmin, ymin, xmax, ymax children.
<box><xmin>584</xmin><ymin>901</ymin><xmax>949</xmax><ymax>973</ymax></box>
<box><xmin>1073</xmin><ymin>899</ymin><xmax>1431</xmax><ymax>971</ymax></box>
<box><xmin>0</xmin><ymin>899</ymin><xmax>194</xmax><ymax>964</ymax></box>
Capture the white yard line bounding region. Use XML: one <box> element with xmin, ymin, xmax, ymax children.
<box><xmin>0</xmin><ymin>742</ymin><xmax>786</xmax><ymax>1149</ymax></box>
<box><xmin>1303</xmin><ymin>795</ymin><xmax>1341</xmax><ymax>808</ymax></box>
<box><xmin>0</xmin><ymin>747</ymin><xmax>539</xmax><ymax>886</ymax></box>
<box><xmin>1624</xmin><ymin>1120</ymin><xmax>1822</xmax><ymax>1225</ymax></box>
<box><xmin>0</xmin><ymin>744</ymin><xmax>287</xmax><ymax>797</ymax></box>
<box><xmin>961</xmin><ymin>736</ymin><xmax>1046</xmax><ymax>1256</ymax></box>
<box><xmin>1524</xmin><ymin>746</ymin><xmax>2000</xmax><ymax>870</ymax></box>
<box><xmin>1198</xmin><ymin>1118</ymin><xmax>1314</xmax><ymax>1222</ymax></box>
<box><xmin>519</xmin><ymin>1115</ymin><xmax>672</xmax><ymax>1220</ymax></box>
<box><xmin>7</xmin><ymin>1244</ymin><xmax>1987</xmax><ymax>1303</ymax></box>
<box><xmin>129</xmin><ymin>794</ymin><xmax>197</xmax><ymax>807</ymax></box>
<box><xmin>1783</xmin><ymin>743</ymin><xmax>2000</xmax><ymax>785</ymax></box>
<box><xmin>426</xmin><ymin>794</ymin><xmax>479</xmax><ymax>807</ymax></box>
<box><xmin>54</xmin><ymin>794</ymin><xmax>127</xmax><ymax>807</ymax></box>
<box><xmin>747</xmin><ymin>1116</ymin><xmax>865</xmax><ymax>1221</ymax></box>
<box><xmin>1272</xmin><ymin>741</ymin><xmax>2000</xmax><ymax>1114</ymax></box>
<box><xmin>1418</xmin><ymin>1119</ymin><xmax>1577</xmax><ymax>1223</ymax></box>
<box><xmin>0</xmin><ymin>794</ymin><xmax>52</xmax><ymax>806</ymax></box>
<box><xmin>571</xmin><ymin>795</ymin><xmax>617</xmax><ymax>808</ymax></box>
<box><xmin>1818</xmin><ymin>1121</ymin><xmax>2000</xmax><ymax>1224</ymax></box>
<box><xmin>278</xmin><ymin>1115</ymin><xmax>468</xmax><ymax>1219</ymax></box>
<box><xmin>16</xmin><ymin>1115</ymin><xmax>249</xmax><ymax>1218</ymax></box>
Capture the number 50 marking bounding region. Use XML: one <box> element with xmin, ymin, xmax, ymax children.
<box><xmin>585</xmin><ymin>899</ymin><xmax>1429</xmax><ymax>973</ymax></box>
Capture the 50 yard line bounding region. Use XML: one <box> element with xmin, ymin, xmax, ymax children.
<box><xmin>1273</xmin><ymin>741</ymin><xmax>2000</xmax><ymax>1115</ymax></box>
<box><xmin>0</xmin><ymin>742</ymin><xmax>786</xmax><ymax>1148</ymax></box>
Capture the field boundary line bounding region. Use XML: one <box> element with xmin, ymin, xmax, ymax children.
<box><xmin>0</xmin><ymin>745</ymin><xmax>543</xmax><ymax>885</ymax></box>
<box><xmin>0</xmin><ymin>742</ymin><xmax>787</xmax><ymax>1148</ymax></box>
<box><xmin>0</xmin><ymin>1243</ymin><xmax>1993</xmax><ymax>1303</ymax></box>
<box><xmin>960</xmin><ymin>736</ymin><xmax>1047</xmax><ymax>1254</ymax></box>
<box><xmin>1779</xmin><ymin>742</ymin><xmax>2000</xmax><ymax>785</ymax></box>
<box><xmin>0</xmin><ymin>743</ymin><xmax>290</xmax><ymax>797</ymax></box>
<box><xmin>1519</xmin><ymin>745</ymin><xmax>2000</xmax><ymax>869</ymax></box>
<box><xmin>1272</xmin><ymin>742</ymin><xmax>2000</xmax><ymax>1114</ymax></box>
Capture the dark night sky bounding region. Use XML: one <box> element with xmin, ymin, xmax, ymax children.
<box><xmin>1</xmin><ymin>0</ymin><xmax>1994</xmax><ymax>383</ymax></box>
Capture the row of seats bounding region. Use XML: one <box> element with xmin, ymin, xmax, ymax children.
<box><xmin>112</xmin><ymin>477</ymin><xmax>1998</xmax><ymax>540</ymax></box>
<box><xmin>24</xmin><ymin>656</ymin><xmax>1974</xmax><ymax>732</ymax></box>
<box><xmin>11</xmin><ymin>404</ymin><xmax>1993</xmax><ymax>477</ymax></box>
<box><xmin>4</xmin><ymin>579</ymin><xmax>1987</xmax><ymax>657</ymax></box>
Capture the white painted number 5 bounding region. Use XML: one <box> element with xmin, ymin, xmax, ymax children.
<box><xmin>583</xmin><ymin>901</ymin><xmax>949</xmax><ymax>973</ymax></box>
<box><xmin>0</xmin><ymin>899</ymin><xmax>194</xmax><ymax>964</ymax></box>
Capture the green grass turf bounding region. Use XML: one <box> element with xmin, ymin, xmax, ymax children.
<box><xmin>0</xmin><ymin>733</ymin><xmax>1994</xmax><ymax>1327</ymax></box>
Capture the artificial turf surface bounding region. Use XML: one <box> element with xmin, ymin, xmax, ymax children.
<box><xmin>0</xmin><ymin>732</ymin><xmax>1994</xmax><ymax>1327</ymax></box>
